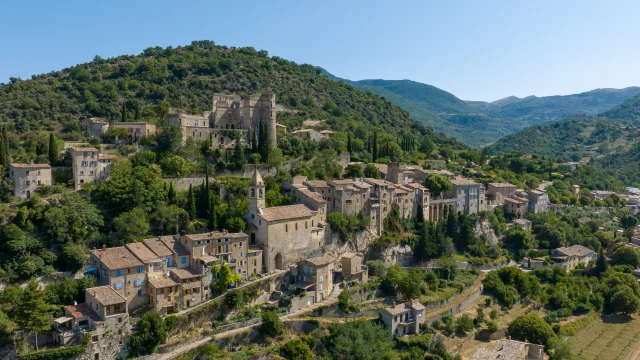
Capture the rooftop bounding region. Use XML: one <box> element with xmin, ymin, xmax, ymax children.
<box><xmin>69</xmin><ymin>147</ymin><xmax>99</xmax><ymax>153</ymax></box>
<box><xmin>451</xmin><ymin>176</ymin><xmax>479</xmax><ymax>186</ymax></box>
<box><xmin>470</xmin><ymin>339</ymin><xmax>542</xmax><ymax>360</ymax></box>
<box><xmin>9</xmin><ymin>163</ymin><xmax>51</xmax><ymax>169</ymax></box>
<box><xmin>259</xmin><ymin>204</ymin><xmax>314</xmax><ymax>222</ymax></box>
<box><xmin>305</xmin><ymin>255</ymin><xmax>334</xmax><ymax>267</ymax></box>
<box><xmin>91</xmin><ymin>246</ymin><xmax>143</xmax><ymax>270</ymax></box>
<box><xmin>125</xmin><ymin>242</ymin><xmax>160</xmax><ymax>264</ymax></box>
<box><xmin>489</xmin><ymin>182</ymin><xmax>516</xmax><ymax>188</ymax></box>
<box><xmin>554</xmin><ymin>245</ymin><xmax>596</xmax><ymax>257</ymax></box>
<box><xmin>298</xmin><ymin>189</ymin><xmax>327</xmax><ymax>204</ymax></box>
<box><xmin>87</xmin><ymin>286</ymin><xmax>127</xmax><ymax>306</ymax></box>
<box><xmin>64</xmin><ymin>303</ymin><xmax>102</xmax><ymax>322</ymax></box>
<box><xmin>142</xmin><ymin>237</ymin><xmax>175</xmax><ymax>258</ymax></box>
<box><xmin>383</xmin><ymin>299</ymin><xmax>425</xmax><ymax>315</ymax></box>
<box><xmin>98</xmin><ymin>154</ymin><xmax>117</xmax><ymax>160</ymax></box>
<box><xmin>185</xmin><ymin>231</ymin><xmax>247</xmax><ymax>241</ymax></box>
<box><xmin>303</xmin><ymin>180</ymin><xmax>329</xmax><ymax>188</ymax></box>
<box><xmin>158</xmin><ymin>235</ymin><xmax>190</xmax><ymax>256</ymax></box>
<box><xmin>148</xmin><ymin>275</ymin><xmax>179</xmax><ymax>289</ymax></box>
<box><xmin>170</xmin><ymin>268</ymin><xmax>203</xmax><ymax>280</ymax></box>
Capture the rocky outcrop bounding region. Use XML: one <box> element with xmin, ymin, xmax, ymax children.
<box><xmin>474</xmin><ymin>216</ymin><xmax>500</xmax><ymax>245</ymax></box>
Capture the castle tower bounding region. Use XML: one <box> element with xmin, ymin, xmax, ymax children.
<box><xmin>249</xmin><ymin>167</ymin><xmax>265</xmax><ymax>212</ymax></box>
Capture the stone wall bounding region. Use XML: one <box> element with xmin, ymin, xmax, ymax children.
<box><xmin>425</xmin><ymin>285</ymin><xmax>484</xmax><ymax>325</ymax></box>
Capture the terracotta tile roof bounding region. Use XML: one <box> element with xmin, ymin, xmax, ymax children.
<box><xmin>158</xmin><ymin>236</ymin><xmax>190</xmax><ymax>256</ymax></box>
<box><xmin>554</xmin><ymin>245</ymin><xmax>596</xmax><ymax>257</ymax></box>
<box><xmin>148</xmin><ymin>275</ymin><xmax>179</xmax><ymax>289</ymax></box>
<box><xmin>91</xmin><ymin>246</ymin><xmax>143</xmax><ymax>270</ymax></box>
<box><xmin>341</xmin><ymin>253</ymin><xmax>360</xmax><ymax>259</ymax></box>
<box><xmin>423</xmin><ymin>169</ymin><xmax>455</xmax><ymax>177</ymax></box>
<box><xmin>185</xmin><ymin>231</ymin><xmax>247</xmax><ymax>241</ymax></box>
<box><xmin>406</xmin><ymin>183</ymin><xmax>426</xmax><ymax>190</ymax></box>
<box><xmin>98</xmin><ymin>154</ymin><xmax>117</xmax><ymax>160</ymax></box>
<box><xmin>329</xmin><ymin>179</ymin><xmax>356</xmax><ymax>186</ymax></box>
<box><xmin>126</xmin><ymin>242</ymin><xmax>160</xmax><ymax>264</ymax></box>
<box><xmin>87</xmin><ymin>286</ymin><xmax>127</xmax><ymax>306</ymax></box>
<box><xmin>305</xmin><ymin>255</ymin><xmax>334</xmax><ymax>267</ymax></box>
<box><xmin>89</xmin><ymin>117</ymin><xmax>109</xmax><ymax>124</ymax></box>
<box><xmin>9</xmin><ymin>163</ymin><xmax>52</xmax><ymax>169</ymax></box>
<box><xmin>170</xmin><ymin>268</ymin><xmax>203</xmax><ymax>280</ymax></box>
<box><xmin>259</xmin><ymin>204</ymin><xmax>314</xmax><ymax>222</ymax></box>
<box><xmin>383</xmin><ymin>303</ymin><xmax>409</xmax><ymax>315</ymax></box>
<box><xmin>489</xmin><ymin>182</ymin><xmax>516</xmax><ymax>188</ymax></box>
<box><xmin>451</xmin><ymin>177</ymin><xmax>479</xmax><ymax>186</ymax></box>
<box><xmin>364</xmin><ymin>178</ymin><xmax>393</xmax><ymax>187</ymax></box>
<box><xmin>298</xmin><ymin>189</ymin><xmax>327</xmax><ymax>204</ymax></box>
<box><xmin>303</xmin><ymin>180</ymin><xmax>329</xmax><ymax>188</ymax></box>
<box><xmin>373</xmin><ymin>163</ymin><xmax>388</xmax><ymax>174</ymax></box>
<box><xmin>69</xmin><ymin>147</ymin><xmax>99</xmax><ymax>153</ymax></box>
<box><xmin>143</xmin><ymin>237</ymin><xmax>174</xmax><ymax>257</ymax></box>
<box><xmin>64</xmin><ymin>303</ymin><xmax>101</xmax><ymax>322</ymax></box>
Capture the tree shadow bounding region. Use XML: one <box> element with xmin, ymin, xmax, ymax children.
<box><xmin>601</xmin><ymin>313</ymin><xmax>634</xmax><ymax>324</ymax></box>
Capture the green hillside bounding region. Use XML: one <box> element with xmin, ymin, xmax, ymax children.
<box><xmin>488</xmin><ymin>93</ymin><xmax>640</xmax><ymax>186</ymax></box>
<box><xmin>321</xmin><ymin>71</ymin><xmax>638</xmax><ymax>147</ymax></box>
<box><xmin>0</xmin><ymin>41</ymin><xmax>463</xmax><ymax>148</ymax></box>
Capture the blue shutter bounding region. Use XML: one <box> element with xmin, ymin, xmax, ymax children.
<box><xmin>115</xmin><ymin>270</ymin><xmax>121</xmax><ymax>277</ymax></box>
<box><xmin>137</xmin><ymin>289</ymin><xmax>141</xmax><ymax>296</ymax></box>
<box><xmin>181</xmin><ymin>257</ymin><xmax>187</xmax><ymax>264</ymax></box>
<box><xmin>166</xmin><ymin>258</ymin><xmax>171</xmax><ymax>267</ymax></box>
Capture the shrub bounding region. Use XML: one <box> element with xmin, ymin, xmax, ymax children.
<box><xmin>259</xmin><ymin>311</ymin><xmax>284</xmax><ymax>338</ymax></box>
<box><xmin>280</xmin><ymin>338</ymin><xmax>312</xmax><ymax>360</ymax></box>
<box><xmin>486</xmin><ymin>321</ymin><xmax>498</xmax><ymax>333</ymax></box>
<box><xmin>455</xmin><ymin>314</ymin><xmax>474</xmax><ymax>335</ymax></box>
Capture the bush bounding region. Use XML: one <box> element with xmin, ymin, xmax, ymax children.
<box><xmin>280</xmin><ymin>338</ymin><xmax>312</xmax><ymax>360</ymax></box>
<box><xmin>486</xmin><ymin>321</ymin><xmax>498</xmax><ymax>332</ymax></box>
<box><xmin>259</xmin><ymin>311</ymin><xmax>284</xmax><ymax>338</ymax></box>
<box><xmin>17</xmin><ymin>334</ymin><xmax>89</xmax><ymax>360</ymax></box>
<box><xmin>455</xmin><ymin>314</ymin><xmax>474</xmax><ymax>335</ymax></box>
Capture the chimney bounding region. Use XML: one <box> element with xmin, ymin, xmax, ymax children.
<box><xmin>101</xmin><ymin>244</ymin><xmax>106</xmax><ymax>251</ymax></box>
<box><xmin>73</xmin><ymin>300</ymin><xmax>77</xmax><ymax>306</ymax></box>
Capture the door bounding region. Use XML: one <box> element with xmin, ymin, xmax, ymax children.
<box><xmin>307</xmin><ymin>297</ymin><xmax>313</xmax><ymax>305</ymax></box>
<box><xmin>318</xmin><ymin>293</ymin><xmax>323</xmax><ymax>301</ymax></box>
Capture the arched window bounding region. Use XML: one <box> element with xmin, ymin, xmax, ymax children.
<box><xmin>259</xmin><ymin>189</ymin><xmax>263</xmax><ymax>197</ymax></box>
<box><xmin>251</xmin><ymin>188</ymin><xmax>255</xmax><ymax>198</ymax></box>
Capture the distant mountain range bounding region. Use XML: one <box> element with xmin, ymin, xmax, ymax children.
<box><xmin>321</xmin><ymin>69</ymin><xmax>640</xmax><ymax>147</ymax></box>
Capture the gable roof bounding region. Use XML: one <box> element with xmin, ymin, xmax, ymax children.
<box><xmin>554</xmin><ymin>245</ymin><xmax>596</xmax><ymax>257</ymax></box>
<box><xmin>69</xmin><ymin>147</ymin><xmax>99</xmax><ymax>153</ymax></box>
<box><xmin>86</xmin><ymin>286</ymin><xmax>127</xmax><ymax>306</ymax></box>
<box><xmin>259</xmin><ymin>204</ymin><xmax>314</xmax><ymax>222</ymax></box>
<box><xmin>126</xmin><ymin>242</ymin><xmax>160</xmax><ymax>264</ymax></box>
<box><xmin>143</xmin><ymin>237</ymin><xmax>174</xmax><ymax>257</ymax></box>
<box><xmin>158</xmin><ymin>235</ymin><xmax>190</xmax><ymax>256</ymax></box>
<box><xmin>9</xmin><ymin>163</ymin><xmax>52</xmax><ymax>169</ymax></box>
<box><xmin>91</xmin><ymin>246</ymin><xmax>143</xmax><ymax>270</ymax></box>
<box><xmin>305</xmin><ymin>255</ymin><xmax>334</xmax><ymax>267</ymax></box>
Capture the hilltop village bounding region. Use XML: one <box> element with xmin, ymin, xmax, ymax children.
<box><xmin>2</xmin><ymin>80</ymin><xmax>640</xmax><ymax>359</ymax></box>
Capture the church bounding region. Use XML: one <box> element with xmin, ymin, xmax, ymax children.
<box><xmin>245</xmin><ymin>169</ymin><xmax>326</xmax><ymax>273</ymax></box>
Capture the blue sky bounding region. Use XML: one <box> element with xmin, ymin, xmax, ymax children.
<box><xmin>1</xmin><ymin>0</ymin><xmax>638</xmax><ymax>101</ymax></box>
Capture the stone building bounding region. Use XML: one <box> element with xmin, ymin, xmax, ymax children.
<box><xmin>52</xmin><ymin>286</ymin><xmax>131</xmax><ymax>360</ymax></box>
<box><xmin>527</xmin><ymin>189</ymin><xmax>549</xmax><ymax>213</ymax></box>
<box><xmin>292</xmin><ymin>255</ymin><xmax>334</xmax><ymax>304</ymax></box>
<box><xmin>8</xmin><ymin>162</ymin><xmax>52</xmax><ymax>199</ymax></box>
<box><xmin>68</xmin><ymin>147</ymin><xmax>116</xmax><ymax>190</ymax></box>
<box><xmin>291</xmin><ymin>129</ymin><xmax>326</xmax><ymax>142</ymax></box>
<box><xmin>380</xmin><ymin>299</ymin><xmax>425</xmax><ymax>338</ymax></box>
<box><xmin>88</xmin><ymin>117</ymin><xmax>156</xmax><ymax>141</ymax></box>
<box><xmin>446</xmin><ymin>177</ymin><xmax>482</xmax><ymax>215</ymax></box>
<box><xmin>550</xmin><ymin>245</ymin><xmax>597</xmax><ymax>271</ymax></box>
<box><xmin>470</xmin><ymin>339</ymin><xmax>544</xmax><ymax>360</ymax></box>
<box><xmin>246</xmin><ymin>169</ymin><xmax>325</xmax><ymax>273</ymax></box>
<box><xmin>340</xmin><ymin>253</ymin><xmax>368</xmax><ymax>283</ymax></box>
<box><xmin>90</xmin><ymin>246</ymin><xmax>148</xmax><ymax>312</ymax></box>
<box><xmin>487</xmin><ymin>182</ymin><xmax>517</xmax><ymax>206</ymax></box>
<box><xmin>558</xmin><ymin>162</ymin><xmax>579</xmax><ymax>172</ymax></box>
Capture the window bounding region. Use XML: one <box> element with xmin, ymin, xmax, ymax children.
<box><xmin>240</xmin><ymin>251</ymin><xmax>244</xmax><ymax>257</ymax></box>
<box><xmin>295</xmin><ymin>223</ymin><xmax>298</xmax><ymax>231</ymax></box>
<box><xmin>137</xmin><ymin>267</ymin><xmax>144</xmax><ymax>274</ymax></box>
<box><xmin>80</xmin><ymin>171</ymin><xmax>84</xmax><ymax>175</ymax></box>
<box><xmin>137</xmin><ymin>289</ymin><xmax>142</xmax><ymax>296</ymax></box>
<box><xmin>181</xmin><ymin>256</ymin><xmax>187</xmax><ymax>264</ymax></box>
<box><xmin>115</xmin><ymin>270</ymin><xmax>121</xmax><ymax>277</ymax></box>
<box><xmin>285</xmin><ymin>224</ymin><xmax>288</xmax><ymax>232</ymax></box>
<box><xmin>92</xmin><ymin>335</ymin><xmax>99</xmax><ymax>343</ymax></box>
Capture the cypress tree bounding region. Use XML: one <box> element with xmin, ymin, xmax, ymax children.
<box><xmin>372</xmin><ymin>131</ymin><xmax>378</xmax><ymax>162</ymax></box>
<box><xmin>121</xmin><ymin>103</ymin><xmax>128</xmax><ymax>122</ymax></box>
<box><xmin>594</xmin><ymin>247</ymin><xmax>607</xmax><ymax>276</ymax></box>
<box><xmin>251</xmin><ymin>131</ymin><xmax>258</xmax><ymax>154</ymax></box>
<box><xmin>415</xmin><ymin>205</ymin><xmax>424</xmax><ymax>225</ymax></box>
<box><xmin>1</xmin><ymin>126</ymin><xmax>8</xmax><ymax>168</ymax></box>
<box><xmin>167</xmin><ymin>182</ymin><xmax>176</xmax><ymax>205</ymax></box>
<box><xmin>446</xmin><ymin>208</ymin><xmax>457</xmax><ymax>239</ymax></box>
<box><xmin>208</xmin><ymin>199</ymin><xmax>217</xmax><ymax>230</ymax></box>
<box><xmin>347</xmin><ymin>133</ymin><xmax>352</xmax><ymax>153</ymax></box>
<box><xmin>134</xmin><ymin>102</ymin><xmax>142</xmax><ymax>120</ymax></box>
<box><xmin>48</xmin><ymin>132</ymin><xmax>58</xmax><ymax>166</ymax></box>
<box><xmin>232</xmin><ymin>135</ymin><xmax>246</xmax><ymax>170</ymax></box>
<box><xmin>187</xmin><ymin>184</ymin><xmax>196</xmax><ymax>220</ymax></box>
<box><xmin>0</xmin><ymin>127</ymin><xmax>7</xmax><ymax>169</ymax></box>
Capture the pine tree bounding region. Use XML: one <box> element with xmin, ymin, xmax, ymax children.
<box><xmin>187</xmin><ymin>184</ymin><xmax>196</xmax><ymax>220</ymax></box>
<box><xmin>14</xmin><ymin>280</ymin><xmax>56</xmax><ymax>351</ymax></box>
<box><xmin>347</xmin><ymin>133</ymin><xmax>353</xmax><ymax>153</ymax></box>
<box><xmin>48</xmin><ymin>132</ymin><xmax>58</xmax><ymax>166</ymax></box>
<box><xmin>372</xmin><ymin>131</ymin><xmax>378</xmax><ymax>162</ymax></box>
<box><xmin>594</xmin><ymin>247</ymin><xmax>607</xmax><ymax>276</ymax></box>
<box><xmin>121</xmin><ymin>102</ymin><xmax>128</xmax><ymax>122</ymax></box>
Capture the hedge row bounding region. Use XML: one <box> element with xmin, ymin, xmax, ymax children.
<box><xmin>18</xmin><ymin>333</ymin><xmax>90</xmax><ymax>360</ymax></box>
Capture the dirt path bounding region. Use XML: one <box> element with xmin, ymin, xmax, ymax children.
<box><xmin>156</xmin><ymin>284</ymin><xmax>342</xmax><ymax>360</ymax></box>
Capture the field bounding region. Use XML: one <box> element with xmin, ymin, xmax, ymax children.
<box><xmin>569</xmin><ymin>315</ymin><xmax>640</xmax><ymax>360</ymax></box>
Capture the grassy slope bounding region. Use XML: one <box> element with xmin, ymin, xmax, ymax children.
<box><xmin>0</xmin><ymin>41</ymin><xmax>464</xmax><ymax>148</ymax></box>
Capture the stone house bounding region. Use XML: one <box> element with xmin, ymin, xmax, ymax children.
<box><xmin>527</xmin><ymin>189</ymin><xmax>549</xmax><ymax>213</ymax></box>
<box><xmin>571</xmin><ymin>184</ymin><xmax>581</xmax><ymax>196</ymax></box>
<box><xmin>246</xmin><ymin>169</ymin><xmax>325</xmax><ymax>273</ymax></box>
<box><xmin>292</xmin><ymin>255</ymin><xmax>334</xmax><ymax>305</ymax></box>
<box><xmin>406</xmin><ymin>182</ymin><xmax>430</xmax><ymax>220</ymax></box>
<box><xmin>446</xmin><ymin>177</ymin><xmax>482</xmax><ymax>215</ymax></box>
<box><xmin>504</xmin><ymin>196</ymin><xmax>528</xmax><ymax>217</ymax></box>
<box><xmin>53</xmin><ymin>286</ymin><xmax>131</xmax><ymax>360</ymax></box>
<box><xmin>68</xmin><ymin>147</ymin><xmax>115</xmax><ymax>190</ymax></box>
<box><xmin>169</xmin><ymin>268</ymin><xmax>205</xmax><ymax>308</ymax></box>
<box><xmin>558</xmin><ymin>162</ymin><xmax>579</xmax><ymax>172</ymax></box>
<box><xmin>487</xmin><ymin>182</ymin><xmax>517</xmax><ymax>206</ymax></box>
<box><xmin>380</xmin><ymin>299</ymin><xmax>425</xmax><ymax>338</ymax></box>
<box><xmin>88</xmin><ymin>117</ymin><xmax>156</xmax><ymax>141</ymax></box>
<box><xmin>148</xmin><ymin>275</ymin><xmax>180</xmax><ymax>315</ymax></box>
<box><xmin>211</xmin><ymin>93</ymin><xmax>277</xmax><ymax>144</ymax></box>
<box><xmin>326</xmin><ymin>179</ymin><xmax>371</xmax><ymax>215</ymax></box>
<box><xmin>363</xmin><ymin>178</ymin><xmax>396</xmax><ymax>234</ymax></box>
<box><xmin>8</xmin><ymin>163</ymin><xmax>52</xmax><ymax>199</ymax></box>
<box><xmin>340</xmin><ymin>253</ymin><xmax>368</xmax><ymax>283</ymax></box>
<box><xmin>291</xmin><ymin>129</ymin><xmax>325</xmax><ymax>142</ymax></box>
<box><xmin>90</xmin><ymin>246</ymin><xmax>147</xmax><ymax>312</ymax></box>
<box><xmin>470</xmin><ymin>339</ymin><xmax>544</xmax><ymax>360</ymax></box>
<box><xmin>163</xmin><ymin>108</ymin><xmax>241</xmax><ymax>147</ymax></box>
<box><xmin>589</xmin><ymin>190</ymin><xmax>617</xmax><ymax>201</ymax></box>
<box><xmin>514</xmin><ymin>219</ymin><xmax>532</xmax><ymax>231</ymax></box>
<box><xmin>550</xmin><ymin>245</ymin><xmax>597</xmax><ymax>271</ymax></box>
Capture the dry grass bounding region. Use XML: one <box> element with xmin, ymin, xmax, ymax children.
<box><xmin>569</xmin><ymin>314</ymin><xmax>640</xmax><ymax>360</ymax></box>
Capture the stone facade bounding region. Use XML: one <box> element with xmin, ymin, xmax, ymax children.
<box><xmin>340</xmin><ymin>253</ymin><xmax>368</xmax><ymax>283</ymax></box>
<box><xmin>292</xmin><ymin>255</ymin><xmax>334</xmax><ymax>304</ymax></box>
<box><xmin>8</xmin><ymin>163</ymin><xmax>52</xmax><ymax>199</ymax></box>
<box><xmin>380</xmin><ymin>299</ymin><xmax>426</xmax><ymax>338</ymax></box>
<box><xmin>487</xmin><ymin>182</ymin><xmax>516</xmax><ymax>206</ymax></box>
<box><xmin>446</xmin><ymin>177</ymin><xmax>482</xmax><ymax>215</ymax></box>
<box><xmin>88</xmin><ymin>117</ymin><xmax>156</xmax><ymax>141</ymax></box>
<box><xmin>68</xmin><ymin>147</ymin><xmax>116</xmax><ymax>190</ymax></box>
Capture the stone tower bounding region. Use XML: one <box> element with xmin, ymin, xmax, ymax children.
<box><xmin>248</xmin><ymin>167</ymin><xmax>265</xmax><ymax>212</ymax></box>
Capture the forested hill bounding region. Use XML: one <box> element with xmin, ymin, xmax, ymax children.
<box><xmin>488</xmin><ymin>93</ymin><xmax>640</xmax><ymax>186</ymax></box>
<box><xmin>0</xmin><ymin>40</ymin><xmax>464</xmax><ymax>148</ymax></box>
<box><xmin>320</xmin><ymin>70</ymin><xmax>639</xmax><ymax>147</ymax></box>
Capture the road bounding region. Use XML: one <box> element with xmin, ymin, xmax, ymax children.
<box><xmin>156</xmin><ymin>284</ymin><xmax>342</xmax><ymax>360</ymax></box>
